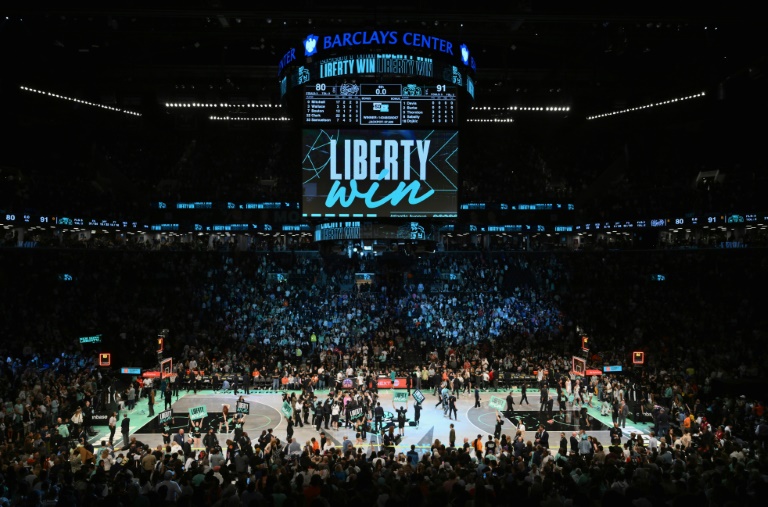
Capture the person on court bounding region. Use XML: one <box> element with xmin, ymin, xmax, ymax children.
<box><xmin>448</xmin><ymin>393</ymin><xmax>458</xmax><ymax>420</ymax></box>
<box><xmin>494</xmin><ymin>412</ymin><xmax>504</xmax><ymax>439</ymax></box>
<box><xmin>396</xmin><ymin>406</ymin><xmax>407</xmax><ymax>437</ymax></box>
<box><xmin>506</xmin><ymin>391</ymin><xmax>516</xmax><ymax>415</ymax></box>
<box><xmin>520</xmin><ymin>383</ymin><xmax>529</xmax><ymax>405</ymax></box>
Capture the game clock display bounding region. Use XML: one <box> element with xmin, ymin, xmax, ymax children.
<box><xmin>304</xmin><ymin>83</ymin><xmax>457</xmax><ymax>127</ymax></box>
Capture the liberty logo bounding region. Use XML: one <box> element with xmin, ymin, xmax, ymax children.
<box><xmin>326</xmin><ymin>138</ymin><xmax>434</xmax><ymax>209</ymax></box>
<box><xmin>397</xmin><ymin>222</ymin><xmax>425</xmax><ymax>240</ymax></box>
<box><xmin>297</xmin><ymin>67</ymin><xmax>310</xmax><ymax>85</ymax></box>
<box><xmin>403</xmin><ymin>84</ymin><xmax>422</xmax><ymax>96</ymax></box>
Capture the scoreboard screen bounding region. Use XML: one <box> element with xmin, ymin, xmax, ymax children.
<box><xmin>302</xmin><ymin>129</ymin><xmax>458</xmax><ymax>218</ymax></box>
<box><xmin>304</xmin><ymin>83</ymin><xmax>457</xmax><ymax>127</ymax></box>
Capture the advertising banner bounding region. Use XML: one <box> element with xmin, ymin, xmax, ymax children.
<box><xmin>376</xmin><ymin>377</ymin><xmax>409</xmax><ymax>389</ymax></box>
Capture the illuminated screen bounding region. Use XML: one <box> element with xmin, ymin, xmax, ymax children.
<box><xmin>304</xmin><ymin>83</ymin><xmax>458</xmax><ymax>127</ymax></box>
<box><xmin>302</xmin><ymin>129</ymin><xmax>458</xmax><ymax>218</ymax></box>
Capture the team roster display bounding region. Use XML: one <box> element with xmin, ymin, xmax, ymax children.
<box><xmin>302</xmin><ymin>129</ymin><xmax>458</xmax><ymax>218</ymax></box>
<box><xmin>304</xmin><ymin>83</ymin><xmax>457</xmax><ymax>127</ymax></box>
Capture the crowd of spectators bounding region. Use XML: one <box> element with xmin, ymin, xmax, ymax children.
<box><xmin>0</xmin><ymin>244</ymin><xmax>766</xmax><ymax>505</ymax></box>
<box><xmin>3</xmin><ymin>26</ymin><xmax>767</xmax><ymax>505</ymax></box>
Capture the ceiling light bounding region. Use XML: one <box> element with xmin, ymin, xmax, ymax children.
<box><xmin>20</xmin><ymin>85</ymin><xmax>141</xmax><ymax>116</ymax></box>
<box><xmin>587</xmin><ymin>90</ymin><xmax>706</xmax><ymax>120</ymax></box>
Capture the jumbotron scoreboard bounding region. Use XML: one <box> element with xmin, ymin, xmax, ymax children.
<box><xmin>279</xmin><ymin>28</ymin><xmax>476</xmax><ymax>220</ymax></box>
<box><xmin>304</xmin><ymin>83</ymin><xmax>457</xmax><ymax>127</ymax></box>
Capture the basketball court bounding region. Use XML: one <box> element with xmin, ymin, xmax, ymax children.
<box><xmin>92</xmin><ymin>386</ymin><xmax>652</xmax><ymax>456</ymax></box>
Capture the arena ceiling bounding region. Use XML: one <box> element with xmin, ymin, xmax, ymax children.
<box><xmin>1</xmin><ymin>2</ymin><xmax>766</xmax><ymax>123</ymax></box>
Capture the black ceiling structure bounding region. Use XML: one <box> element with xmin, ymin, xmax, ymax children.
<box><xmin>2</xmin><ymin>3</ymin><xmax>766</xmax><ymax>121</ymax></box>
